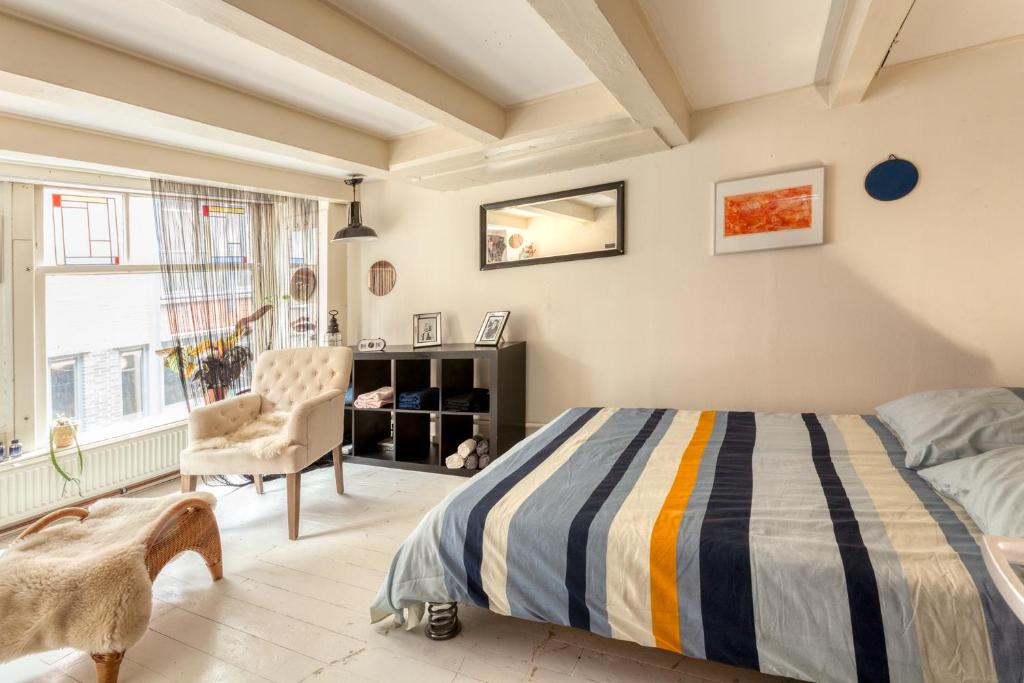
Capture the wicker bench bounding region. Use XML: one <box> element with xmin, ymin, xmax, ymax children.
<box><xmin>15</xmin><ymin>495</ymin><xmax>223</xmax><ymax>683</ymax></box>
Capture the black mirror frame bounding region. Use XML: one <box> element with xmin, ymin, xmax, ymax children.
<box><xmin>479</xmin><ymin>180</ymin><xmax>625</xmax><ymax>270</ymax></box>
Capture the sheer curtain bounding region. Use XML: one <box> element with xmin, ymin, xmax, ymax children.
<box><xmin>151</xmin><ymin>179</ymin><xmax>320</xmax><ymax>409</ymax></box>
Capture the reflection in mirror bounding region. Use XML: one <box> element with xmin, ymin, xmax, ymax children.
<box><xmin>367</xmin><ymin>260</ymin><xmax>396</xmax><ymax>296</ymax></box>
<box><xmin>481</xmin><ymin>181</ymin><xmax>624</xmax><ymax>270</ymax></box>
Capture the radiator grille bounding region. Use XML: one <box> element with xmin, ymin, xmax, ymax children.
<box><xmin>0</xmin><ymin>425</ymin><xmax>185</xmax><ymax>528</ymax></box>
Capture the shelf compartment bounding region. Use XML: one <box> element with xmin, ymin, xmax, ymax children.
<box><xmin>395</xmin><ymin>412</ymin><xmax>435</xmax><ymax>465</ymax></box>
<box><xmin>352</xmin><ymin>358</ymin><xmax>391</xmax><ymax>397</ymax></box>
<box><xmin>352</xmin><ymin>410</ymin><xmax>393</xmax><ymax>460</ymax></box>
<box><xmin>440</xmin><ymin>413</ymin><xmax>475</xmax><ymax>460</ymax></box>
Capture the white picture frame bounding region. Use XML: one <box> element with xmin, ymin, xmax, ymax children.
<box><xmin>713</xmin><ymin>166</ymin><xmax>825</xmax><ymax>255</ymax></box>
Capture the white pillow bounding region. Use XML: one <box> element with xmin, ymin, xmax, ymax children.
<box><xmin>917</xmin><ymin>447</ymin><xmax>1024</xmax><ymax>538</ymax></box>
<box><xmin>876</xmin><ymin>387</ymin><xmax>1024</xmax><ymax>469</ymax></box>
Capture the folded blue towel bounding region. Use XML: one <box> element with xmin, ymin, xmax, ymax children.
<box><xmin>398</xmin><ymin>387</ymin><xmax>439</xmax><ymax>410</ymax></box>
<box><xmin>345</xmin><ymin>386</ymin><xmax>354</xmax><ymax>406</ymax></box>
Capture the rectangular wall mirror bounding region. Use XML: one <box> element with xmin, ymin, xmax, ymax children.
<box><xmin>480</xmin><ymin>181</ymin><xmax>625</xmax><ymax>270</ymax></box>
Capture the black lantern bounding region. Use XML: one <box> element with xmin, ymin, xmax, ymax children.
<box><xmin>324</xmin><ymin>309</ymin><xmax>343</xmax><ymax>346</ymax></box>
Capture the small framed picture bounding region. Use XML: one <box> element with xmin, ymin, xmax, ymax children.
<box><xmin>475</xmin><ymin>311</ymin><xmax>510</xmax><ymax>346</ymax></box>
<box><xmin>413</xmin><ymin>312</ymin><xmax>442</xmax><ymax>348</ymax></box>
<box><xmin>713</xmin><ymin>166</ymin><xmax>825</xmax><ymax>255</ymax></box>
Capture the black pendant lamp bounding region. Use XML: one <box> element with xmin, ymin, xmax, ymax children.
<box><xmin>332</xmin><ymin>175</ymin><xmax>378</xmax><ymax>242</ymax></box>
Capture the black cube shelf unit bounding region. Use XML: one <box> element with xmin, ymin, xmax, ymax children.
<box><xmin>343</xmin><ymin>342</ymin><xmax>525</xmax><ymax>477</ymax></box>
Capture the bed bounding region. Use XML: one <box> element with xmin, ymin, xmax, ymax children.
<box><xmin>371</xmin><ymin>407</ymin><xmax>1024</xmax><ymax>683</ymax></box>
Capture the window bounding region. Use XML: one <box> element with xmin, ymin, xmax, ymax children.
<box><xmin>41</xmin><ymin>187</ymin><xmax>188</xmax><ymax>444</ymax></box>
<box><xmin>48</xmin><ymin>192</ymin><xmax>123</xmax><ymax>265</ymax></box>
<box><xmin>49</xmin><ymin>356</ymin><xmax>81</xmax><ymax>422</ymax></box>
<box><xmin>120</xmin><ymin>347</ymin><xmax>145</xmax><ymax>417</ymax></box>
<box><xmin>34</xmin><ymin>184</ymin><xmax>315</xmax><ymax>447</ymax></box>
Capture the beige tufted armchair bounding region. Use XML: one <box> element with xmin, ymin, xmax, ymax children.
<box><xmin>180</xmin><ymin>347</ymin><xmax>353</xmax><ymax>540</ymax></box>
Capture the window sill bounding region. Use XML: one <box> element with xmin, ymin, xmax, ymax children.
<box><xmin>0</xmin><ymin>419</ymin><xmax>188</xmax><ymax>472</ymax></box>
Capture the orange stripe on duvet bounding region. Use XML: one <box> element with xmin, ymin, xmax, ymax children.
<box><xmin>649</xmin><ymin>410</ymin><xmax>716</xmax><ymax>652</ymax></box>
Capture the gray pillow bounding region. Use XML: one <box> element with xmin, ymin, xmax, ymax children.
<box><xmin>917</xmin><ymin>447</ymin><xmax>1024</xmax><ymax>538</ymax></box>
<box><xmin>876</xmin><ymin>387</ymin><xmax>1024</xmax><ymax>469</ymax></box>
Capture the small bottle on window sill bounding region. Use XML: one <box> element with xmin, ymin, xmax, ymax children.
<box><xmin>8</xmin><ymin>439</ymin><xmax>22</xmax><ymax>459</ymax></box>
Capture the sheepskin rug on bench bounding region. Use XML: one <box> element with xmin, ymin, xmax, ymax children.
<box><xmin>0</xmin><ymin>492</ymin><xmax>216</xmax><ymax>662</ymax></box>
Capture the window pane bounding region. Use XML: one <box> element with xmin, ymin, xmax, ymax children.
<box><xmin>161</xmin><ymin>340</ymin><xmax>186</xmax><ymax>406</ymax></box>
<box><xmin>43</xmin><ymin>188</ymin><xmax>124</xmax><ymax>266</ymax></box>
<box><xmin>128</xmin><ymin>195</ymin><xmax>160</xmax><ymax>264</ymax></box>
<box><xmin>49</xmin><ymin>359</ymin><xmax>79</xmax><ymax>422</ymax></box>
<box><xmin>46</xmin><ymin>273</ymin><xmax>186</xmax><ymax>443</ymax></box>
<box><xmin>120</xmin><ymin>349</ymin><xmax>143</xmax><ymax>416</ymax></box>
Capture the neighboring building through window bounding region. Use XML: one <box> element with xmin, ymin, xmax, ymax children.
<box><xmin>120</xmin><ymin>347</ymin><xmax>145</xmax><ymax>417</ymax></box>
<box><xmin>49</xmin><ymin>356</ymin><xmax>81</xmax><ymax>423</ymax></box>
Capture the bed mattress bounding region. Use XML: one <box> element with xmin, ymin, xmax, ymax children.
<box><xmin>371</xmin><ymin>407</ymin><xmax>1024</xmax><ymax>683</ymax></box>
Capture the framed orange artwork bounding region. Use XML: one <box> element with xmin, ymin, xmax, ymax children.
<box><xmin>713</xmin><ymin>166</ymin><xmax>824</xmax><ymax>254</ymax></box>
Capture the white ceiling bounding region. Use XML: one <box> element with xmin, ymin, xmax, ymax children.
<box><xmin>0</xmin><ymin>0</ymin><xmax>434</xmax><ymax>138</ymax></box>
<box><xmin>638</xmin><ymin>0</ymin><xmax>833</xmax><ymax>110</ymax></box>
<box><xmin>886</xmin><ymin>0</ymin><xmax>1024</xmax><ymax>65</ymax></box>
<box><xmin>327</xmin><ymin>0</ymin><xmax>596</xmax><ymax>106</ymax></box>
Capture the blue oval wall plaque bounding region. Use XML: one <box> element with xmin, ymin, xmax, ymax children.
<box><xmin>865</xmin><ymin>155</ymin><xmax>918</xmax><ymax>201</ymax></box>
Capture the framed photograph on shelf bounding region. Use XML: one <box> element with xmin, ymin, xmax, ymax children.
<box><xmin>475</xmin><ymin>311</ymin><xmax>510</xmax><ymax>346</ymax></box>
<box><xmin>413</xmin><ymin>312</ymin><xmax>442</xmax><ymax>348</ymax></box>
<box><xmin>713</xmin><ymin>166</ymin><xmax>824</xmax><ymax>255</ymax></box>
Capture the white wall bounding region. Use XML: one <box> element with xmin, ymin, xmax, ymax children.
<box><xmin>349</xmin><ymin>39</ymin><xmax>1024</xmax><ymax>424</ymax></box>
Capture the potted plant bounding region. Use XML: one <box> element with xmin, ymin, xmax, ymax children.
<box><xmin>157</xmin><ymin>304</ymin><xmax>273</xmax><ymax>404</ymax></box>
<box><xmin>49</xmin><ymin>421</ymin><xmax>84</xmax><ymax>498</ymax></box>
<box><xmin>52</xmin><ymin>414</ymin><xmax>78</xmax><ymax>449</ymax></box>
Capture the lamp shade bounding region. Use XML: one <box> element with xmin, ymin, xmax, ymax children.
<box><xmin>332</xmin><ymin>176</ymin><xmax>378</xmax><ymax>242</ymax></box>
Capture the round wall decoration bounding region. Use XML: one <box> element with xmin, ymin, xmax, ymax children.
<box><xmin>367</xmin><ymin>260</ymin><xmax>397</xmax><ymax>296</ymax></box>
<box><xmin>865</xmin><ymin>155</ymin><xmax>918</xmax><ymax>201</ymax></box>
<box><xmin>289</xmin><ymin>267</ymin><xmax>317</xmax><ymax>301</ymax></box>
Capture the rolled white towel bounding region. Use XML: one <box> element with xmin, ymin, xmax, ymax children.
<box><xmin>476</xmin><ymin>440</ymin><xmax>489</xmax><ymax>455</ymax></box>
<box><xmin>445</xmin><ymin>453</ymin><xmax>466</xmax><ymax>469</ymax></box>
<box><xmin>478</xmin><ymin>454</ymin><xmax>490</xmax><ymax>469</ymax></box>
<box><xmin>457</xmin><ymin>438</ymin><xmax>477</xmax><ymax>458</ymax></box>
<box><xmin>465</xmin><ymin>454</ymin><xmax>479</xmax><ymax>470</ymax></box>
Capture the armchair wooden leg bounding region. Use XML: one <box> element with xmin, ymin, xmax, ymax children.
<box><xmin>333</xmin><ymin>446</ymin><xmax>344</xmax><ymax>495</ymax></box>
<box><xmin>181</xmin><ymin>474</ymin><xmax>198</xmax><ymax>493</ymax></box>
<box><xmin>254</xmin><ymin>474</ymin><xmax>264</xmax><ymax>495</ymax></box>
<box><xmin>286</xmin><ymin>472</ymin><xmax>301</xmax><ymax>540</ymax></box>
<box><xmin>91</xmin><ymin>651</ymin><xmax>124</xmax><ymax>683</ymax></box>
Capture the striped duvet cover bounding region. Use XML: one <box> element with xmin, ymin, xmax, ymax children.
<box><xmin>371</xmin><ymin>408</ymin><xmax>1024</xmax><ymax>683</ymax></box>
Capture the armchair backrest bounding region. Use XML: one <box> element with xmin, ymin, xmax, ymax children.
<box><xmin>251</xmin><ymin>347</ymin><xmax>352</xmax><ymax>413</ymax></box>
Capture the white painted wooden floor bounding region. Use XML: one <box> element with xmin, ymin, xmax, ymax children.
<box><xmin>1</xmin><ymin>464</ymin><xmax>782</xmax><ymax>683</ymax></box>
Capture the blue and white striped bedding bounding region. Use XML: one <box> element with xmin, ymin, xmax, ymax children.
<box><xmin>372</xmin><ymin>408</ymin><xmax>1024</xmax><ymax>682</ymax></box>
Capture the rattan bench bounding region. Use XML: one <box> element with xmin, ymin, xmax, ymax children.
<box><xmin>15</xmin><ymin>495</ymin><xmax>223</xmax><ymax>683</ymax></box>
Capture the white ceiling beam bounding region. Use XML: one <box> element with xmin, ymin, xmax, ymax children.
<box><xmin>390</xmin><ymin>83</ymin><xmax>628</xmax><ymax>168</ymax></box>
<box><xmin>527</xmin><ymin>0</ymin><xmax>691</xmax><ymax>146</ymax></box>
<box><xmin>0</xmin><ymin>114</ymin><xmax>349</xmax><ymax>199</ymax></box>
<box><xmin>389</xmin><ymin>84</ymin><xmax>663</xmax><ymax>190</ymax></box>
<box><xmin>816</xmin><ymin>0</ymin><xmax>915</xmax><ymax>107</ymax></box>
<box><xmin>161</xmin><ymin>0</ymin><xmax>506</xmax><ymax>143</ymax></box>
<box><xmin>0</xmin><ymin>12</ymin><xmax>389</xmax><ymax>173</ymax></box>
<box><xmin>522</xmin><ymin>199</ymin><xmax>596</xmax><ymax>223</ymax></box>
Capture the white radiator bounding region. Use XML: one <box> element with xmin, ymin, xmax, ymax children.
<box><xmin>0</xmin><ymin>424</ymin><xmax>185</xmax><ymax>529</ymax></box>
